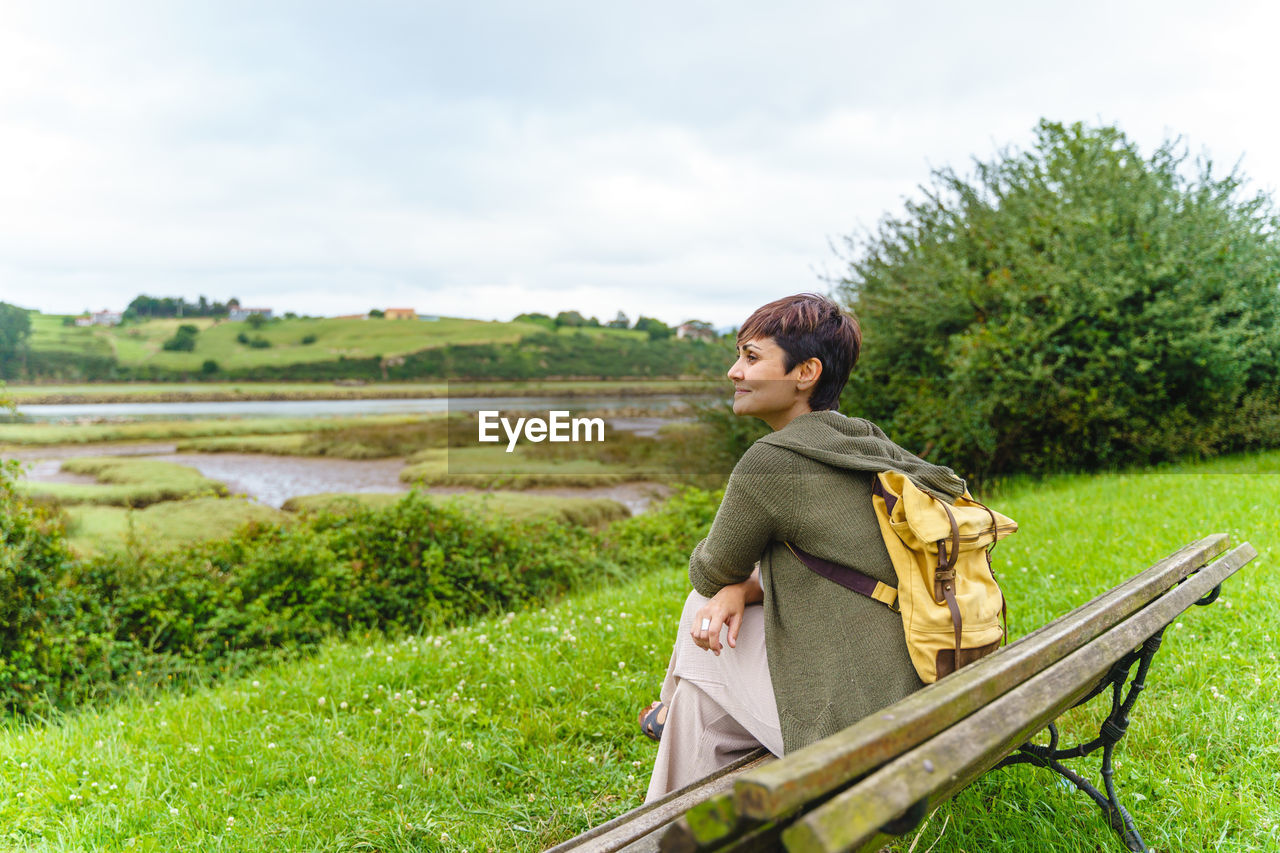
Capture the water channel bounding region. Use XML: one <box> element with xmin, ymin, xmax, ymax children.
<box><xmin>4</xmin><ymin>396</ymin><xmax>706</xmax><ymax>513</ymax></box>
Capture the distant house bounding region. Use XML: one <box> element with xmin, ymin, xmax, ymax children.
<box><xmin>676</xmin><ymin>321</ymin><xmax>716</xmax><ymax>341</ymax></box>
<box><xmin>384</xmin><ymin>307</ymin><xmax>416</xmax><ymax>320</ymax></box>
<box><xmin>229</xmin><ymin>307</ymin><xmax>273</xmax><ymax>322</ymax></box>
<box><xmin>84</xmin><ymin>310</ymin><xmax>123</xmax><ymax>326</ymax></box>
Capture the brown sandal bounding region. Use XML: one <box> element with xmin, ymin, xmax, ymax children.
<box><xmin>637</xmin><ymin>700</ymin><xmax>666</xmax><ymax>741</ymax></box>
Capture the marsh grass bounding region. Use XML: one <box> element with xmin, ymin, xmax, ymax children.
<box><xmin>17</xmin><ymin>457</ymin><xmax>227</xmax><ymax>507</ymax></box>
<box><xmin>4</xmin><ymin>379</ymin><xmax>707</xmax><ymax>404</ymax></box>
<box><xmin>2</xmin><ymin>454</ymin><xmax>1276</xmax><ymax>851</ymax></box>
<box><xmin>281</xmin><ymin>492</ymin><xmax>630</xmax><ymax>528</ymax></box>
<box><xmin>173</xmin><ymin>417</ymin><xmax>453</xmax><ymax>459</ymax></box>
<box><xmin>0</xmin><ymin>414</ymin><xmax>424</xmax><ymax>447</ymax></box>
<box><xmin>62</xmin><ymin>498</ymin><xmax>291</xmax><ymax>557</ymax></box>
<box><xmin>401</xmin><ymin>448</ymin><xmax>633</xmax><ymax>490</ymax></box>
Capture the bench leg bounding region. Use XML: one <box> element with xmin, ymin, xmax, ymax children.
<box><xmin>995</xmin><ymin>627</ymin><xmax>1169</xmax><ymax>853</ymax></box>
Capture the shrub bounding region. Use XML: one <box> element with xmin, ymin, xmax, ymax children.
<box><xmin>838</xmin><ymin>120</ymin><xmax>1280</xmax><ymax>479</ymax></box>
<box><xmin>161</xmin><ymin>324</ymin><xmax>200</xmax><ymax>352</ymax></box>
<box><xmin>0</xmin><ymin>482</ymin><xmax>724</xmax><ymax>716</ymax></box>
<box><xmin>0</xmin><ymin>461</ymin><xmax>79</xmax><ymax>714</ymax></box>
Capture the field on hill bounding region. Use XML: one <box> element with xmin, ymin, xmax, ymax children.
<box><xmin>17</xmin><ymin>312</ymin><xmax>717</xmax><ymax>382</ymax></box>
<box><xmin>27</xmin><ymin>313</ymin><xmax>556</xmax><ymax>372</ymax></box>
<box><xmin>1</xmin><ymin>453</ymin><xmax>1276</xmax><ymax>851</ymax></box>
<box><xmin>2</xmin><ymin>378</ymin><xmax>707</xmax><ymax>404</ymax></box>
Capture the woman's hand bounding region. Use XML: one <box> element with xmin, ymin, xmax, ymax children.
<box><xmin>692</xmin><ymin>564</ymin><xmax>763</xmax><ymax>655</ymax></box>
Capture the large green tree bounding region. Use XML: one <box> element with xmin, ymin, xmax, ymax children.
<box><xmin>839</xmin><ymin>121</ymin><xmax>1280</xmax><ymax>479</ymax></box>
<box><xmin>0</xmin><ymin>302</ymin><xmax>32</xmax><ymax>380</ymax></box>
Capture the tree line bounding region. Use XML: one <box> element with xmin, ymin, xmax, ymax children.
<box><xmin>125</xmin><ymin>294</ymin><xmax>240</xmax><ymax>319</ymax></box>
<box><xmin>515</xmin><ymin>311</ymin><xmax>714</xmax><ymax>341</ymax></box>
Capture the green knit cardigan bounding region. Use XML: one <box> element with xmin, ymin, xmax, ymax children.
<box><xmin>688</xmin><ymin>409</ymin><xmax>966</xmax><ymax>754</ymax></box>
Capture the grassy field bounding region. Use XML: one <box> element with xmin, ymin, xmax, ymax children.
<box><xmin>29</xmin><ymin>315</ymin><xmax>542</xmax><ymax>372</ymax></box>
<box><xmin>1</xmin><ymin>454</ymin><xmax>1276</xmax><ymax>851</ymax></box>
<box><xmin>22</xmin><ymin>313</ymin><xmax>660</xmax><ymax>375</ymax></box>
<box><xmin>16</xmin><ymin>457</ymin><xmax>228</xmax><ymax>507</ymax></box>
<box><xmin>3</xmin><ymin>379</ymin><xmax>715</xmax><ymax>404</ymax></box>
<box><xmin>4</xmin><ymin>381</ymin><xmax>448</xmax><ymax>403</ymax></box>
<box><xmin>282</xmin><ymin>491</ymin><xmax>631</xmax><ymax>528</ymax></box>
<box><xmin>0</xmin><ymin>414</ymin><xmax>428</xmax><ymax>447</ymax></box>
<box><xmin>61</xmin><ymin>492</ymin><xmax>629</xmax><ymax>557</ymax></box>
<box><xmin>401</xmin><ymin>447</ymin><xmax>635</xmax><ymax>489</ymax></box>
<box><xmin>62</xmin><ymin>498</ymin><xmax>291</xmax><ymax>557</ymax></box>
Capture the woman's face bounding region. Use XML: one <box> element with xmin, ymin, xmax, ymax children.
<box><xmin>727</xmin><ymin>336</ymin><xmax>819</xmax><ymax>430</ymax></box>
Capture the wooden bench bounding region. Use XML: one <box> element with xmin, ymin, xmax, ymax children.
<box><xmin>546</xmin><ymin>534</ymin><xmax>1257</xmax><ymax>853</ymax></box>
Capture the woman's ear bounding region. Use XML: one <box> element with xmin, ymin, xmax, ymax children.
<box><xmin>796</xmin><ymin>357</ymin><xmax>823</xmax><ymax>391</ymax></box>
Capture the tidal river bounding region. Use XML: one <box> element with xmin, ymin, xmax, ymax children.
<box><xmin>6</xmin><ymin>395</ymin><xmax>692</xmax><ymax>512</ymax></box>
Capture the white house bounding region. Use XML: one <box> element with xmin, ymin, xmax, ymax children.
<box><xmin>229</xmin><ymin>307</ymin><xmax>274</xmax><ymax>322</ymax></box>
<box><xmin>90</xmin><ymin>310</ymin><xmax>123</xmax><ymax>326</ymax></box>
<box><xmin>676</xmin><ymin>321</ymin><xmax>716</xmax><ymax>341</ymax></box>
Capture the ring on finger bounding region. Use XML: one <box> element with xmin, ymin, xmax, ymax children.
<box><xmin>700</xmin><ymin>618</ymin><xmax>711</xmax><ymax>631</ymax></box>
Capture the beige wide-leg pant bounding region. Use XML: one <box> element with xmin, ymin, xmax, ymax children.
<box><xmin>644</xmin><ymin>590</ymin><xmax>784</xmax><ymax>802</ymax></box>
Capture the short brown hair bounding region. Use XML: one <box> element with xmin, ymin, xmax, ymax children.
<box><xmin>737</xmin><ymin>293</ymin><xmax>862</xmax><ymax>411</ymax></box>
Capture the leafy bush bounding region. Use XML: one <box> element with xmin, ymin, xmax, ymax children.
<box><xmin>161</xmin><ymin>324</ymin><xmax>199</xmax><ymax>352</ymax></box>
<box><xmin>0</xmin><ymin>483</ymin><xmax>721</xmax><ymax>716</ymax></box>
<box><xmin>0</xmin><ymin>461</ymin><xmax>79</xmax><ymax>714</ymax></box>
<box><xmin>839</xmin><ymin>121</ymin><xmax>1280</xmax><ymax>479</ymax></box>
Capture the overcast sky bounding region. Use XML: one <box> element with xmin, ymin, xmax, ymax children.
<box><xmin>1</xmin><ymin>1</ymin><xmax>1277</xmax><ymax>328</ymax></box>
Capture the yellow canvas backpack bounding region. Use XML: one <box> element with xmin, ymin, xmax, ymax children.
<box><xmin>871</xmin><ymin>471</ymin><xmax>1016</xmax><ymax>681</ymax></box>
<box><xmin>786</xmin><ymin>470</ymin><xmax>1016</xmax><ymax>683</ymax></box>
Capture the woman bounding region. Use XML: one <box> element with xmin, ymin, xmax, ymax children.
<box><xmin>641</xmin><ymin>292</ymin><xmax>966</xmax><ymax>801</ymax></box>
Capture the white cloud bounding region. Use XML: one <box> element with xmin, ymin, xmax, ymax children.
<box><xmin>1</xmin><ymin>1</ymin><xmax>1278</xmax><ymax>328</ymax></box>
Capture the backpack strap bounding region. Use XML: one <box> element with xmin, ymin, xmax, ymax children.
<box><xmin>936</xmin><ymin>503</ymin><xmax>964</xmax><ymax>660</ymax></box>
<box><xmin>784</xmin><ymin>542</ymin><xmax>899</xmax><ymax>612</ymax></box>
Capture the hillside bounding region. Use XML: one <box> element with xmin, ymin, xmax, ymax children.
<box><xmin>29</xmin><ymin>314</ymin><xmax>551</xmax><ymax>369</ymax></box>
<box><xmin>15</xmin><ymin>312</ymin><xmax>712</xmax><ymax>382</ymax></box>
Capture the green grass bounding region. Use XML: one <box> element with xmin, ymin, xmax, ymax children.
<box><xmin>3</xmin><ymin>379</ymin><xmax>713</xmax><ymax>404</ymax></box>
<box><xmin>25</xmin><ymin>314</ymin><xmax>664</xmax><ymax>374</ymax></box>
<box><xmin>2</xmin><ymin>453</ymin><xmax>1277</xmax><ymax>851</ymax></box>
<box><xmin>62</xmin><ymin>498</ymin><xmax>290</xmax><ymax>557</ymax></box>
<box><xmin>281</xmin><ymin>491</ymin><xmax>630</xmax><ymax>527</ymax></box>
<box><xmin>0</xmin><ymin>414</ymin><xmax>425</xmax><ymax>447</ymax></box>
<box><xmin>175</xmin><ymin>434</ymin><xmax>314</xmax><ymax>454</ymax></box>
<box><xmin>90</xmin><ymin>316</ymin><xmax>549</xmax><ymax>372</ymax></box>
<box><xmin>173</xmin><ymin>417</ymin><xmax>451</xmax><ymax>459</ymax></box>
<box><xmin>401</xmin><ymin>448</ymin><xmax>633</xmax><ymax>489</ymax></box>
<box><xmin>3</xmin><ymin>382</ymin><xmax>449</xmax><ymax>403</ymax></box>
<box><xmin>17</xmin><ymin>457</ymin><xmax>228</xmax><ymax>507</ymax></box>
<box><xmin>24</xmin><ymin>314</ymin><xmax>116</xmax><ymax>361</ymax></box>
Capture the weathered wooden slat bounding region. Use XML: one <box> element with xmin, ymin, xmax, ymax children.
<box><xmin>704</xmin><ymin>820</ymin><xmax>788</xmax><ymax>853</ymax></box>
<box><xmin>781</xmin><ymin>543</ymin><xmax>1257</xmax><ymax>853</ymax></box>
<box><xmin>734</xmin><ymin>534</ymin><xmax>1229</xmax><ymax>820</ymax></box>
<box><xmin>545</xmin><ymin>749</ymin><xmax>772</xmax><ymax>853</ymax></box>
<box><xmin>654</xmin><ymin>793</ymin><xmax>750</xmax><ymax>852</ymax></box>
